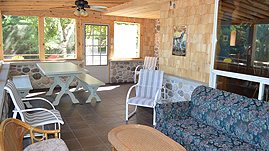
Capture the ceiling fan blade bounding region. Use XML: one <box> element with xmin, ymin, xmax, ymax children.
<box><xmin>65</xmin><ymin>2</ymin><xmax>76</xmax><ymax>6</ymax></box>
<box><xmin>88</xmin><ymin>5</ymin><xmax>108</xmax><ymax>9</ymax></box>
<box><xmin>88</xmin><ymin>7</ymin><xmax>107</xmax><ymax>12</ymax></box>
<box><xmin>49</xmin><ymin>6</ymin><xmax>76</xmax><ymax>9</ymax></box>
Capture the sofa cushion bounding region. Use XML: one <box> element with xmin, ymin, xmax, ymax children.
<box><xmin>156</xmin><ymin>117</ymin><xmax>262</xmax><ymax>151</ymax></box>
<box><xmin>191</xmin><ymin>85</ymin><xmax>269</xmax><ymax>148</ymax></box>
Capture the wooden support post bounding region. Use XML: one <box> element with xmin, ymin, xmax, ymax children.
<box><xmin>0</xmin><ymin>10</ymin><xmax>4</xmax><ymax>60</ymax></box>
<box><xmin>38</xmin><ymin>16</ymin><xmax>45</xmax><ymax>61</ymax></box>
<box><xmin>76</xmin><ymin>17</ymin><xmax>83</xmax><ymax>61</ymax></box>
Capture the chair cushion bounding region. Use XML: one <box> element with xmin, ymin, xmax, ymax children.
<box><xmin>144</xmin><ymin>57</ymin><xmax>157</xmax><ymax>70</ymax></box>
<box><xmin>136</xmin><ymin>69</ymin><xmax>163</xmax><ymax>99</ymax></box>
<box><xmin>25</xmin><ymin>110</ymin><xmax>64</xmax><ymax>127</ymax></box>
<box><xmin>157</xmin><ymin>117</ymin><xmax>262</xmax><ymax>151</ymax></box>
<box><xmin>23</xmin><ymin>138</ymin><xmax>69</xmax><ymax>151</ymax></box>
<box><xmin>127</xmin><ymin>97</ymin><xmax>154</xmax><ymax>107</ymax></box>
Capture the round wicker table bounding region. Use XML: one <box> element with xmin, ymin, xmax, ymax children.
<box><xmin>108</xmin><ymin>124</ymin><xmax>186</xmax><ymax>151</ymax></box>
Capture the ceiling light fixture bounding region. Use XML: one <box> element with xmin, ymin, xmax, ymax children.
<box><xmin>74</xmin><ymin>8</ymin><xmax>88</xmax><ymax>17</ymax></box>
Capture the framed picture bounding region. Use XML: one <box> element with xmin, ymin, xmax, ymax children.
<box><xmin>172</xmin><ymin>25</ymin><xmax>187</xmax><ymax>56</ymax></box>
<box><xmin>223</xmin><ymin>35</ymin><xmax>228</xmax><ymax>42</ymax></box>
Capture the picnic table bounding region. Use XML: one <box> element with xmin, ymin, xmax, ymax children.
<box><xmin>36</xmin><ymin>62</ymin><xmax>88</xmax><ymax>105</ymax></box>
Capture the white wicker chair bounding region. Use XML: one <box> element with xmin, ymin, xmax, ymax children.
<box><xmin>134</xmin><ymin>56</ymin><xmax>158</xmax><ymax>83</ymax></box>
<box><xmin>4</xmin><ymin>80</ymin><xmax>64</xmax><ymax>136</ymax></box>
<box><xmin>126</xmin><ymin>69</ymin><xmax>164</xmax><ymax>126</ymax></box>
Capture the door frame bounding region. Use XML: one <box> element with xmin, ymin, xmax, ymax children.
<box><xmin>83</xmin><ymin>23</ymin><xmax>110</xmax><ymax>83</ymax></box>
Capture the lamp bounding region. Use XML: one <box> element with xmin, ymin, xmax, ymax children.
<box><xmin>73</xmin><ymin>8</ymin><xmax>88</xmax><ymax>17</ymax></box>
<box><xmin>79</xmin><ymin>9</ymin><xmax>88</xmax><ymax>17</ymax></box>
<box><xmin>73</xmin><ymin>9</ymin><xmax>80</xmax><ymax>16</ymax></box>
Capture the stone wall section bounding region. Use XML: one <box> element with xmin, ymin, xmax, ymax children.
<box><xmin>154</xmin><ymin>19</ymin><xmax>160</xmax><ymax>58</ymax></box>
<box><xmin>110</xmin><ymin>60</ymin><xmax>143</xmax><ymax>83</ymax></box>
<box><xmin>160</xmin><ymin>74</ymin><xmax>208</xmax><ymax>103</ymax></box>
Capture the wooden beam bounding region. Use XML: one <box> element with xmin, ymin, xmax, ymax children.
<box><xmin>107</xmin><ymin>3</ymin><xmax>161</xmax><ymax>15</ymax></box>
<box><xmin>76</xmin><ymin>17</ymin><xmax>83</xmax><ymax>61</ymax></box>
<box><xmin>1</xmin><ymin>10</ymin><xmax>102</xmax><ymax>19</ymax></box>
<box><xmin>222</xmin><ymin>1</ymin><xmax>268</xmax><ymax>19</ymax></box>
<box><xmin>222</xmin><ymin>6</ymin><xmax>256</xmax><ymax>20</ymax></box>
<box><xmin>238</xmin><ymin>0</ymin><xmax>269</xmax><ymax>13</ymax></box>
<box><xmin>0</xmin><ymin>0</ymin><xmax>129</xmax><ymax>11</ymax></box>
<box><xmin>220</xmin><ymin>10</ymin><xmax>246</xmax><ymax>22</ymax></box>
<box><xmin>106</xmin><ymin>0</ymin><xmax>167</xmax><ymax>14</ymax></box>
<box><xmin>38</xmin><ymin>16</ymin><xmax>45</xmax><ymax>61</ymax></box>
<box><xmin>119</xmin><ymin>10</ymin><xmax>161</xmax><ymax>19</ymax></box>
<box><xmin>0</xmin><ymin>6</ymin><xmax>76</xmax><ymax>11</ymax></box>
<box><xmin>0</xmin><ymin>10</ymin><xmax>3</xmax><ymax>60</ymax></box>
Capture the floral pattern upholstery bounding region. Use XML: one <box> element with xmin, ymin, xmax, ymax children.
<box><xmin>156</xmin><ymin>85</ymin><xmax>269</xmax><ymax>150</ymax></box>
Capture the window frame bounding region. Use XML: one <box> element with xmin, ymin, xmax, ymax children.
<box><xmin>0</xmin><ymin>15</ymin><xmax>78</xmax><ymax>61</ymax></box>
<box><xmin>84</xmin><ymin>23</ymin><xmax>109</xmax><ymax>66</ymax></box>
<box><xmin>113</xmin><ymin>21</ymin><xmax>140</xmax><ymax>59</ymax></box>
<box><xmin>209</xmin><ymin>0</ymin><xmax>269</xmax><ymax>100</ymax></box>
<box><xmin>2</xmin><ymin>15</ymin><xmax>40</xmax><ymax>60</ymax></box>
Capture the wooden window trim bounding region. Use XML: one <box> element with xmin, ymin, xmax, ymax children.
<box><xmin>39</xmin><ymin>16</ymin><xmax>45</xmax><ymax>61</ymax></box>
<box><xmin>0</xmin><ymin>15</ymin><xmax>79</xmax><ymax>61</ymax></box>
<box><xmin>113</xmin><ymin>21</ymin><xmax>141</xmax><ymax>59</ymax></box>
<box><xmin>0</xmin><ymin>11</ymin><xmax>3</xmax><ymax>60</ymax></box>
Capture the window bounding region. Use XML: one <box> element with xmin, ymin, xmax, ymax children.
<box><xmin>114</xmin><ymin>22</ymin><xmax>140</xmax><ymax>58</ymax></box>
<box><xmin>2</xmin><ymin>15</ymin><xmax>39</xmax><ymax>60</ymax></box>
<box><xmin>44</xmin><ymin>17</ymin><xmax>76</xmax><ymax>59</ymax></box>
<box><xmin>211</xmin><ymin>0</ymin><xmax>269</xmax><ymax>101</ymax></box>
<box><xmin>84</xmin><ymin>24</ymin><xmax>108</xmax><ymax>65</ymax></box>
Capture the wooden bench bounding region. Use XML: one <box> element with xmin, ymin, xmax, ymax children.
<box><xmin>12</xmin><ymin>75</ymin><xmax>33</xmax><ymax>108</ymax></box>
<box><xmin>75</xmin><ymin>73</ymin><xmax>105</xmax><ymax>103</ymax></box>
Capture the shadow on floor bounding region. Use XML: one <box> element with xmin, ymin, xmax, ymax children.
<box><xmin>23</xmin><ymin>83</ymin><xmax>154</xmax><ymax>151</ymax></box>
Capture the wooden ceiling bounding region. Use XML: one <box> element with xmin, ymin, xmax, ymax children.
<box><xmin>0</xmin><ymin>0</ymin><xmax>268</xmax><ymax>20</ymax></box>
<box><xmin>220</xmin><ymin>0</ymin><xmax>269</xmax><ymax>24</ymax></box>
<box><xmin>0</xmin><ymin>0</ymin><xmax>131</xmax><ymax>11</ymax></box>
<box><xmin>105</xmin><ymin>0</ymin><xmax>168</xmax><ymax>19</ymax></box>
<box><xmin>0</xmin><ymin>0</ymin><xmax>165</xmax><ymax>19</ymax></box>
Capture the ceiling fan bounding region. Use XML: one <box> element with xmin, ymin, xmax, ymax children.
<box><xmin>52</xmin><ymin>0</ymin><xmax>108</xmax><ymax>17</ymax></box>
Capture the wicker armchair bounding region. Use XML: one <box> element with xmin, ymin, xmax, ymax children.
<box><xmin>0</xmin><ymin>118</ymin><xmax>69</xmax><ymax>151</ymax></box>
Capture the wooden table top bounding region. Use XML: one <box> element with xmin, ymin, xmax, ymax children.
<box><xmin>36</xmin><ymin>62</ymin><xmax>88</xmax><ymax>77</ymax></box>
<box><xmin>108</xmin><ymin>124</ymin><xmax>186</xmax><ymax>151</ymax></box>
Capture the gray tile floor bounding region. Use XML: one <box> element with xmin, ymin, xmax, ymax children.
<box><xmin>26</xmin><ymin>83</ymin><xmax>154</xmax><ymax>151</ymax></box>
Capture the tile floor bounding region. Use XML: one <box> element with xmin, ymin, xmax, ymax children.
<box><xmin>26</xmin><ymin>83</ymin><xmax>154</xmax><ymax>151</ymax></box>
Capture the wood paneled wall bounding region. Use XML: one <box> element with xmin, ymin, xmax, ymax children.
<box><xmin>158</xmin><ymin>0</ymin><xmax>215</xmax><ymax>83</ymax></box>
<box><xmin>0</xmin><ymin>10</ymin><xmax>155</xmax><ymax>60</ymax></box>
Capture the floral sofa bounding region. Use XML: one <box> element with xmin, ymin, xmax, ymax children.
<box><xmin>155</xmin><ymin>85</ymin><xmax>268</xmax><ymax>150</ymax></box>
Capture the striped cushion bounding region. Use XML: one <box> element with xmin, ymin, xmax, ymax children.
<box><xmin>5</xmin><ymin>80</ymin><xmax>27</xmax><ymax>118</ymax></box>
<box><xmin>136</xmin><ymin>69</ymin><xmax>164</xmax><ymax>100</ymax></box>
<box><xmin>24</xmin><ymin>110</ymin><xmax>64</xmax><ymax>127</ymax></box>
<box><xmin>143</xmin><ymin>57</ymin><xmax>157</xmax><ymax>70</ymax></box>
<box><xmin>127</xmin><ymin>97</ymin><xmax>155</xmax><ymax>107</ymax></box>
<box><xmin>5</xmin><ymin>80</ymin><xmax>26</xmax><ymax>110</ymax></box>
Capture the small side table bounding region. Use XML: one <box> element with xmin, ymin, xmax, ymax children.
<box><xmin>13</xmin><ymin>75</ymin><xmax>33</xmax><ymax>108</ymax></box>
<box><xmin>108</xmin><ymin>124</ymin><xmax>186</xmax><ymax>151</ymax></box>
